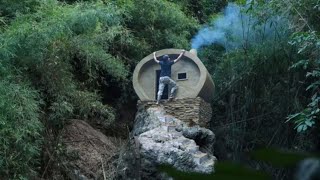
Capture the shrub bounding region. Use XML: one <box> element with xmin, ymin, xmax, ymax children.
<box><xmin>0</xmin><ymin>0</ymin><xmax>128</xmax><ymax>128</ymax></box>
<box><xmin>122</xmin><ymin>0</ymin><xmax>198</xmax><ymax>53</ymax></box>
<box><xmin>0</xmin><ymin>81</ymin><xmax>43</xmax><ymax>179</ymax></box>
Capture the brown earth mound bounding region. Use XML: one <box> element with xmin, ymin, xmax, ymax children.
<box><xmin>61</xmin><ymin>119</ymin><xmax>119</xmax><ymax>180</ymax></box>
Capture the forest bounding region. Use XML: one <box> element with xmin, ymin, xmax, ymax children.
<box><xmin>0</xmin><ymin>0</ymin><xmax>319</xmax><ymax>179</ymax></box>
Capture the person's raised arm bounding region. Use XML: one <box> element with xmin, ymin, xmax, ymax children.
<box><xmin>153</xmin><ymin>52</ymin><xmax>160</xmax><ymax>63</ymax></box>
<box><xmin>174</xmin><ymin>50</ymin><xmax>186</xmax><ymax>63</ymax></box>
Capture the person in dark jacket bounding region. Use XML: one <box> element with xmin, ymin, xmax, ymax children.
<box><xmin>153</xmin><ymin>50</ymin><xmax>186</xmax><ymax>104</ymax></box>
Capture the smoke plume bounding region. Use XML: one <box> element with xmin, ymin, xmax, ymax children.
<box><xmin>191</xmin><ymin>3</ymin><xmax>286</xmax><ymax>51</ymax></box>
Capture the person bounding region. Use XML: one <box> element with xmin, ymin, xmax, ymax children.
<box><xmin>153</xmin><ymin>50</ymin><xmax>186</xmax><ymax>104</ymax></box>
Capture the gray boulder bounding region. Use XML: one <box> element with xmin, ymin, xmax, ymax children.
<box><xmin>117</xmin><ymin>106</ymin><xmax>216</xmax><ymax>179</ymax></box>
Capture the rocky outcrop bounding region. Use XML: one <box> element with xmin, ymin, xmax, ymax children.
<box><xmin>117</xmin><ymin>103</ymin><xmax>216</xmax><ymax>179</ymax></box>
<box><xmin>138</xmin><ymin>97</ymin><xmax>212</xmax><ymax>128</ymax></box>
<box><xmin>60</xmin><ymin>120</ymin><xmax>119</xmax><ymax>180</ymax></box>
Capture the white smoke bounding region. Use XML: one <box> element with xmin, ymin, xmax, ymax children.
<box><xmin>191</xmin><ymin>3</ymin><xmax>286</xmax><ymax>50</ymax></box>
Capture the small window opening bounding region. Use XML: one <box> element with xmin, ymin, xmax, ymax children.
<box><xmin>177</xmin><ymin>73</ymin><xmax>187</xmax><ymax>80</ymax></box>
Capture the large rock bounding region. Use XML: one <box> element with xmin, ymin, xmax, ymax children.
<box><xmin>60</xmin><ymin>120</ymin><xmax>118</xmax><ymax>180</ymax></box>
<box><xmin>137</xmin><ymin>98</ymin><xmax>213</xmax><ymax>128</ymax></box>
<box><xmin>117</xmin><ymin>105</ymin><xmax>216</xmax><ymax>179</ymax></box>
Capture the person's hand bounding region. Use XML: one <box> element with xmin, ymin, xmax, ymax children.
<box><xmin>153</xmin><ymin>52</ymin><xmax>156</xmax><ymax>56</ymax></box>
<box><xmin>181</xmin><ymin>49</ymin><xmax>186</xmax><ymax>54</ymax></box>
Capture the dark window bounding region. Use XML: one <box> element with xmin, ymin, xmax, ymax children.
<box><xmin>178</xmin><ymin>73</ymin><xmax>187</xmax><ymax>80</ymax></box>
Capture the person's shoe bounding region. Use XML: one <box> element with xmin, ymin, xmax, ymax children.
<box><xmin>168</xmin><ymin>97</ymin><xmax>174</xmax><ymax>102</ymax></box>
<box><xmin>156</xmin><ymin>101</ymin><xmax>160</xmax><ymax>105</ymax></box>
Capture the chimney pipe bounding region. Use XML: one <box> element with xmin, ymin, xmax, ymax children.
<box><xmin>189</xmin><ymin>49</ymin><xmax>197</xmax><ymax>56</ymax></box>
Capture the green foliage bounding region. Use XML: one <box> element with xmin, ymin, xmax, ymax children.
<box><xmin>0</xmin><ymin>80</ymin><xmax>43</xmax><ymax>179</ymax></box>
<box><xmin>287</xmin><ymin>31</ymin><xmax>320</xmax><ymax>132</ymax></box>
<box><xmin>122</xmin><ymin>0</ymin><xmax>198</xmax><ymax>52</ymax></box>
<box><xmin>0</xmin><ymin>0</ymin><xmax>128</xmax><ymax>128</ymax></box>
<box><xmin>196</xmin><ymin>1</ymin><xmax>319</xmax><ymax>177</ymax></box>
<box><xmin>0</xmin><ymin>1</ymin><xmax>132</xmax><ymax>176</ymax></box>
<box><xmin>1</xmin><ymin>0</ymin><xmax>319</xmax><ymax>178</ymax></box>
<box><xmin>282</xmin><ymin>0</ymin><xmax>320</xmax><ymax>132</ymax></box>
<box><xmin>160</xmin><ymin>163</ymin><xmax>270</xmax><ymax>180</ymax></box>
<box><xmin>269</xmin><ymin>0</ymin><xmax>320</xmax><ymax>30</ymax></box>
<box><xmin>69</xmin><ymin>90</ymin><xmax>115</xmax><ymax>126</ymax></box>
<box><xmin>251</xmin><ymin>148</ymin><xmax>320</xmax><ymax>167</ymax></box>
<box><xmin>160</xmin><ymin>148</ymin><xmax>320</xmax><ymax>179</ymax></box>
<box><xmin>0</xmin><ymin>0</ymin><xmax>39</xmax><ymax>18</ymax></box>
<box><xmin>171</xmin><ymin>0</ymin><xmax>227</xmax><ymax>23</ymax></box>
<box><xmin>0</xmin><ymin>0</ymin><xmax>217</xmax><ymax>178</ymax></box>
<box><xmin>0</xmin><ymin>0</ymin><xmax>201</xmax><ymax>177</ymax></box>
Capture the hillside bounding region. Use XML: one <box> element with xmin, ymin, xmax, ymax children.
<box><xmin>0</xmin><ymin>0</ymin><xmax>319</xmax><ymax>179</ymax></box>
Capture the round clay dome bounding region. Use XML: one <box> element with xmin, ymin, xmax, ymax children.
<box><xmin>133</xmin><ymin>49</ymin><xmax>215</xmax><ymax>102</ymax></box>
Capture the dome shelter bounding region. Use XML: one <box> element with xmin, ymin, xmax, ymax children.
<box><xmin>133</xmin><ymin>49</ymin><xmax>215</xmax><ymax>102</ymax></box>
